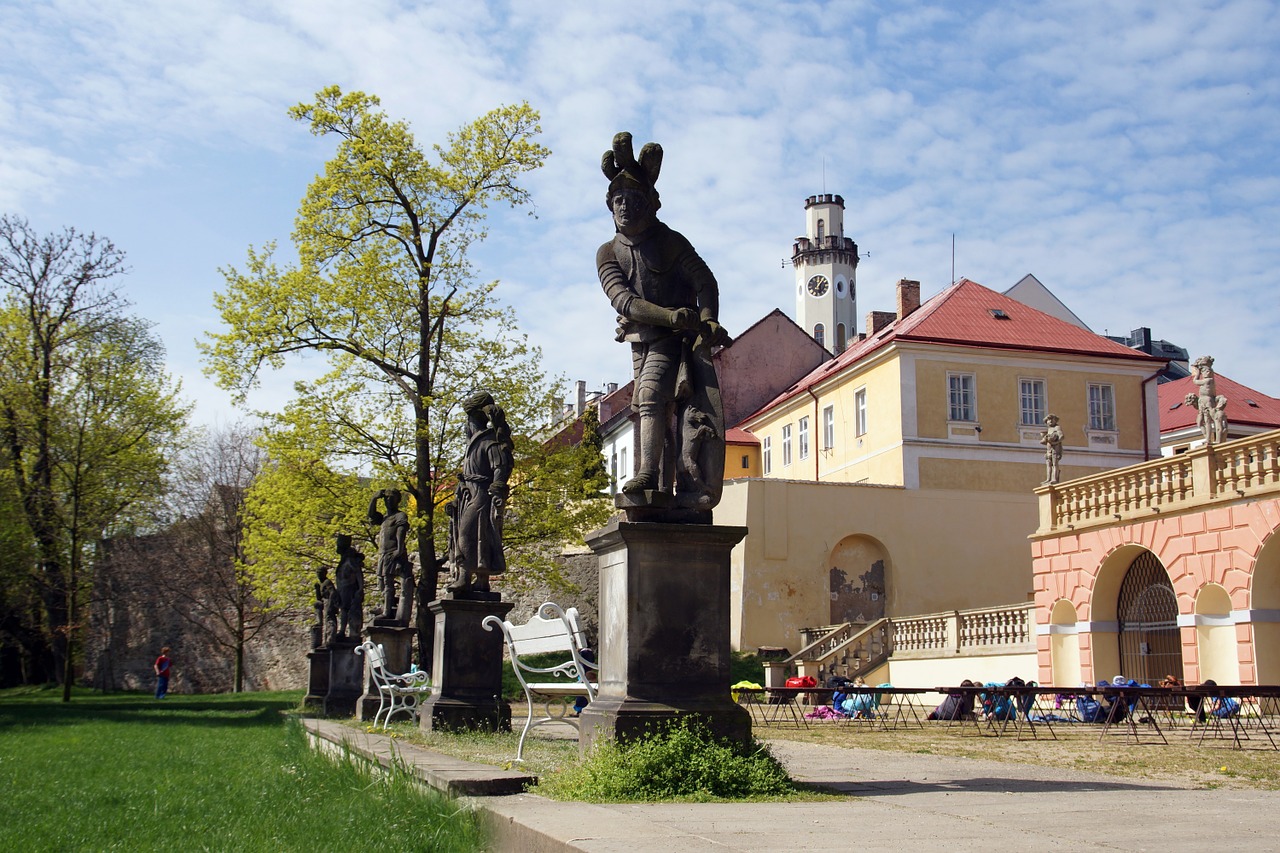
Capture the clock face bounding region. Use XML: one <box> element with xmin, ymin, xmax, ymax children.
<box><xmin>807</xmin><ymin>274</ymin><xmax>829</xmax><ymax>297</ymax></box>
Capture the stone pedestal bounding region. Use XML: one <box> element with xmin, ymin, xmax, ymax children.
<box><xmin>303</xmin><ymin>646</ymin><xmax>331</xmax><ymax>710</ymax></box>
<box><xmin>323</xmin><ymin>639</ymin><xmax>362</xmax><ymax>717</ymax></box>
<box><xmin>356</xmin><ymin>624</ymin><xmax>415</xmax><ymax>721</ymax></box>
<box><xmin>419</xmin><ymin>597</ymin><xmax>513</xmax><ymax>732</ymax></box>
<box><xmin>579</xmin><ymin>519</ymin><xmax>751</xmax><ymax>753</ymax></box>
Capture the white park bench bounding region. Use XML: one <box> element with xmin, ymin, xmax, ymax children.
<box><xmin>483</xmin><ymin>601</ymin><xmax>597</xmax><ymax>761</ymax></box>
<box><xmin>355</xmin><ymin>640</ymin><xmax>431</xmax><ymax>729</ymax></box>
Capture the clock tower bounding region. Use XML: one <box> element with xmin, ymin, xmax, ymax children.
<box><xmin>793</xmin><ymin>193</ymin><xmax>858</xmax><ymax>352</ymax></box>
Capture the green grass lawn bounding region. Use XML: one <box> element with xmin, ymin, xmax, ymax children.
<box><xmin>0</xmin><ymin>686</ymin><xmax>485</xmax><ymax>852</ymax></box>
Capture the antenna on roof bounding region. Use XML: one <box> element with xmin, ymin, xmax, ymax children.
<box><xmin>951</xmin><ymin>233</ymin><xmax>956</xmax><ymax>284</ymax></box>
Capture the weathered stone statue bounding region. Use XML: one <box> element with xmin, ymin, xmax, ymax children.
<box><xmin>597</xmin><ymin>132</ymin><xmax>732</xmax><ymax>513</ymax></box>
<box><xmin>368</xmin><ymin>489</ymin><xmax>414</xmax><ymax>624</ymax></box>
<box><xmin>445</xmin><ymin>391</ymin><xmax>513</xmax><ymax>597</ymax></box>
<box><xmin>329</xmin><ymin>533</ymin><xmax>365</xmax><ymax>640</ymax></box>
<box><xmin>1040</xmin><ymin>413</ymin><xmax>1063</xmax><ymax>485</ymax></box>
<box><xmin>1189</xmin><ymin>355</ymin><xmax>1229</xmax><ymax>444</ymax></box>
<box><xmin>313</xmin><ymin>565</ymin><xmax>336</xmax><ymax>648</ymax></box>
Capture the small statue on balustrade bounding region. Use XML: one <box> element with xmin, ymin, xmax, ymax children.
<box><xmin>1189</xmin><ymin>355</ymin><xmax>1229</xmax><ymax>445</ymax></box>
<box><xmin>1040</xmin><ymin>413</ymin><xmax>1063</xmax><ymax>485</ymax></box>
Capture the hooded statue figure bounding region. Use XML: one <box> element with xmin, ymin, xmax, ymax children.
<box><xmin>445</xmin><ymin>391</ymin><xmax>513</xmax><ymax>596</ymax></box>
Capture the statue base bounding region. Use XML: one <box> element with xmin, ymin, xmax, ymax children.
<box><xmin>614</xmin><ymin>491</ymin><xmax>712</xmax><ymax>524</ymax></box>
<box><xmin>323</xmin><ymin>638</ymin><xmax>362</xmax><ymax>717</ymax></box>
<box><xmin>356</xmin><ymin>624</ymin><xmax>415</xmax><ymax>721</ymax></box>
<box><xmin>579</xmin><ymin>518</ymin><xmax>751</xmax><ymax>754</ymax></box>
<box><xmin>419</xmin><ymin>597</ymin><xmax>513</xmax><ymax>732</ymax></box>
<box><xmin>303</xmin><ymin>646</ymin><xmax>331</xmax><ymax>710</ymax></box>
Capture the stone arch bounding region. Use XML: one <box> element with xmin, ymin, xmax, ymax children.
<box><xmin>828</xmin><ymin>534</ymin><xmax>889</xmax><ymax>625</ymax></box>
<box><xmin>1048</xmin><ymin>599</ymin><xmax>1081</xmax><ymax>687</ymax></box>
<box><xmin>1083</xmin><ymin>543</ymin><xmax>1146</xmax><ymax>681</ymax></box>
<box><xmin>1251</xmin><ymin>528</ymin><xmax>1280</xmax><ymax>683</ymax></box>
<box><xmin>1115</xmin><ymin>550</ymin><xmax>1182</xmax><ymax>685</ymax></box>
<box><xmin>1195</xmin><ymin>583</ymin><xmax>1239</xmax><ymax>684</ymax></box>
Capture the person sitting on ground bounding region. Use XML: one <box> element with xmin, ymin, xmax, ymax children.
<box><xmin>1097</xmin><ymin>678</ymin><xmax>1129</xmax><ymax>724</ymax></box>
<box><xmin>1198</xmin><ymin>678</ymin><xmax>1241</xmax><ymax>720</ymax></box>
<box><xmin>838</xmin><ymin>676</ymin><xmax>877</xmax><ymax>718</ymax></box>
<box><xmin>929</xmin><ymin>679</ymin><xmax>976</xmax><ymax>720</ymax></box>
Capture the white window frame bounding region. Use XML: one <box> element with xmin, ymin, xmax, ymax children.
<box><xmin>782</xmin><ymin>424</ymin><xmax>793</xmax><ymax>467</ymax></box>
<box><xmin>822</xmin><ymin>404</ymin><xmax>835</xmax><ymax>451</ymax></box>
<box><xmin>813</xmin><ymin>323</ymin><xmax>825</xmax><ymax>349</ymax></box>
<box><xmin>798</xmin><ymin>416</ymin><xmax>810</xmax><ymax>460</ymax></box>
<box><xmin>948</xmin><ymin>372</ymin><xmax>976</xmax><ymax>422</ymax></box>
<box><xmin>1019</xmin><ymin>378</ymin><xmax>1047</xmax><ymax>427</ymax></box>
<box><xmin>762</xmin><ymin>436</ymin><xmax>772</xmax><ymax>474</ymax></box>
<box><xmin>1088</xmin><ymin>383</ymin><xmax>1116</xmax><ymax>431</ymax></box>
<box><xmin>854</xmin><ymin>387</ymin><xmax>868</xmax><ymax>436</ymax></box>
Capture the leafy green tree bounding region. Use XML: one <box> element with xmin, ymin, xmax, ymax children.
<box><xmin>0</xmin><ymin>216</ymin><xmax>189</xmax><ymax>698</ymax></box>
<box><xmin>203</xmin><ymin>88</ymin><xmax>556</xmax><ymax>658</ymax></box>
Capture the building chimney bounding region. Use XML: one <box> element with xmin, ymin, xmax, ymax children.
<box><xmin>606</xmin><ymin>382</ymin><xmax>618</xmax><ymax>395</ymax></box>
<box><xmin>865</xmin><ymin>310</ymin><xmax>897</xmax><ymax>335</ymax></box>
<box><xmin>575</xmin><ymin>380</ymin><xmax>587</xmax><ymax>417</ymax></box>
<box><xmin>896</xmin><ymin>279</ymin><xmax>921</xmax><ymax>320</ymax></box>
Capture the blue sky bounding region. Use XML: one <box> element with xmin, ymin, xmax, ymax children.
<box><xmin>3</xmin><ymin>0</ymin><xmax>1279</xmax><ymax>427</ymax></box>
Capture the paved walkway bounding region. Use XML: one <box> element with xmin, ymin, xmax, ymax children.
<box><xmin>304</xmin><ymin>719</ymin><xmax>1280</xmax><ymax>852</ymax></box>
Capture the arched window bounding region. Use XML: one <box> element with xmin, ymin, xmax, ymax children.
<box><xmin>813</xmin><ymin>323</ymin><xmax>825</xmax><ymax>349</ymax></box>
<box><xmin>816</xmin><ymin>219</ymin><xmax>825</xmax><ymax>242</ymax></box>
<box><xmin>836</xmin><ymin>323</ymin><xmax>847</xmax><ymax>352</ymax></box>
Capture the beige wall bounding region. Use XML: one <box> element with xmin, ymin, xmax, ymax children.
<box><xmin>716</xmin><ymin>478</ymin><xmax>1038</xmax><ymax>652</ymax></box>
<box><xmin>887</xmin><ymin>652</ymin><xmax>1039</xmax><ymax>689</ymax></box>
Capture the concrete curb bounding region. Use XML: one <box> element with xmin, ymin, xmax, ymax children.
<box><xmin>301</xmin><ymin>718</ymin><xmax>536</xmax><ymax>797</ymax></box>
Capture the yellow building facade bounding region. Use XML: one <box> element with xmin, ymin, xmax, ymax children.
<box><xmin>722</xmin><ymin>278</ymin><xmax>1167</xmax><ymax>653</ymax></box>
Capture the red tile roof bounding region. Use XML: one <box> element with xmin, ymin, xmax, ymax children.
<box><xmin>740</xmin><ymin>278</ymin><xmax>1164</xmax><ymax>425</ymax></box>
<box><xmin>1158</xmin><ymin>373</ymin><xmax>1280</xmax><ymax>432</ymax></box>
<box><xmin>725</xmin><ymin>427</ymin><xmax>759</xmax><ymax>446</ymax></box>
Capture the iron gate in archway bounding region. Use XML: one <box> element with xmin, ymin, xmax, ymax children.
<box><xmin>1117</xmin><ymin>551</ymin><xmax>1184</xmax><ymax>685</ymax></box>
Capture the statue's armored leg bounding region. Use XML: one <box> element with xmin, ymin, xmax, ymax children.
<box><xmin>623</xmin><ymin>412</ymin><xmax>662</xmax><ymax>492</ymax></box>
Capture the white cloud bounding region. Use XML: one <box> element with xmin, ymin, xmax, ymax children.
<box><xmin>2</xmin><ymin>0</ymin><xmax>1278</xmax><ymax>418</ymax></box>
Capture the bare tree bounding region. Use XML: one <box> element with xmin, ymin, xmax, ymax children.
<box><xmin>102</xmin><ymin>422</ymin><xmax>287</xmax><ymax>692</ymax></box>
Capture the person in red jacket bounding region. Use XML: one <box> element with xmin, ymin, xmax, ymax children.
<box><xmin>154</xmin><ymin>647</ymin><xmax>172</xmax><ymax>699</ymax></box>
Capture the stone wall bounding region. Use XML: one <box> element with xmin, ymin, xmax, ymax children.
<box><xmin>493</xmin><ymin>546</ymin><xmax>600</xmax><ymax>645</ymax></box>
<box><xmin>84</xmin><ymin>533</ymin><xmax>314</xmax><ymax>694</ymax></box>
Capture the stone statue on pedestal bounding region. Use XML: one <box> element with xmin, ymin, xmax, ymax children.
<box><xmin>329</xmin><ymin>533</ymin><xmax>365</xmax><ymax>641</ymax></box>
<box><xmin>313</xmin><ymin>565</ymin><xmax>335</xmax><ymax>648</ymax></box>
<box><xmin>1189</xmin><ymin>355</ymin><xmax>1228</xmax><ymax>444</ymax></box>
<box><xmin>445</xmin><ymin>391</ymin><xmax>513</xmax><ymax>597</ymax></box>
<box><xmin>597</xmin><ymin>132</ymin><xmax>731</xmax><ymax>516</ymax></box>
<box><xmin>1040</xmin><ymin>413</ymin><xmax>1063</xmax><ymax>485</ymax></box>
<box><xmin>368</xmin><ymin>489</ymin><xmax>414</xmax><ymax>624</ymax></box>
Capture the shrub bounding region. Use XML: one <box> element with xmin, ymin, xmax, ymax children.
<box><xmin>535</xmin><ymin>718</ymin><xmax>795</xmax><ymax>802</ymax></box>
<box><xmin>730</xmin><ymin>651</ymin><xmax>765</xmax><ymax>684</ymax></box>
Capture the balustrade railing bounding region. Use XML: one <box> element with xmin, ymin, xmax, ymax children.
<box><xmin>958</xmin><ymin>604</ymin><xmax>1032</xmax><ymax>649</ymax></box>
<box><xmin>1036</xmin><ymin>429</ymin><xmax>1280</xmax><ymax>535</ymax></box>
<box><xmin>765</xmin><ymin>603</ymin><xmax>1035</xmax><ymax>686</ymax></box>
